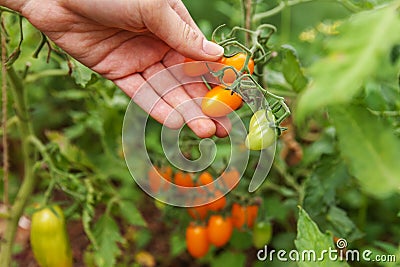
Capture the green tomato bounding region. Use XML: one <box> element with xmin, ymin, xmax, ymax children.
<box><xmin>30</xmin><ymin>205</ymin><xmax>73</xmax><ymax>267</ymax></box>
<box><xmin>252</xmin><ymin>221</ymin><xmax>273</xmax><ymax>249</ymax></box>
<box><xmin>245</xmin><ymin>109</ymin><xmax>276</xmax><ymax>150</ymax></box>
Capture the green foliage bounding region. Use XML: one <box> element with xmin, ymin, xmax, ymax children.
<box><xmin>330</xmin><ymin>106</ymin><xmax>400</xmax><ymax>198</ymax></box>
<box><xmin>296</xmin><ymin>1</ymin><xmax>400</xmax><ymax>122</ymax></box>
<box><xmin>93</xmin><ymin>215</ymin><xmax>124</xmax><ymax>267</ymax></box>
<box><xmin>2</xmin><ymin>0</ymin><xmax>400</xmax><ymax>266</ymax></box>
<box><xmin>280</xmin><ymin>44</ymin><xmax>308</xmax><ymax>92</ymax></box>
<box><xmin>295</xmin><ymin>208</ymin><xmax>350</xmax><ymax>267</ymax></box>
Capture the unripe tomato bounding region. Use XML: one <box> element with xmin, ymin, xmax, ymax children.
<box><xmin>30</xmin><ymin>205</ymin><xmax>73</xmax><ymax>267</ymax></box>
<box><xmin>252</xmin><ymin>221</ymin><xmax>272</xmax><ymax>248</ymax></box>
<box><xmin>207</xmin><ymin>215</ymin><xmax>233</xmax><ymax>247</ymax></box>
<box><xmin>219</xmin><ymin>53</ymin><xmax>255</xmax><ymax>83</ymax></box>
<box><xmin>231</xmin><ymin>203</ymin><xmax>259</xmax><ymax>229</ymax></box>
<box><xmin>186</xmin><ymin>224</ymin><xmax>209</xmax><ymax>258</ymax></box>
<box><xmin>245</xmin><ymin>109</ymin><xmax>276</xmax><ymax>150</ymax></box>
<box><xmin>201</xmin><ymin>86</ymin><xmax>243</xmax><ymax>117</ymax></box>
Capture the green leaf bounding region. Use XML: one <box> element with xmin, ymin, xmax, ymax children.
<box><xmin>230</xmin><ymin>230</ymin><xmax>253</xmax><ymax>250</ymax></box>
<box><xmin>296</xmin><ymin>3</ymin><xmax>400</xmax><ymax>122</ymax></box>
<box><xmin>325</xmin><ymin>206</ymin><xmax>364</xmax><ymax>242</ymax></box>
<box><xmin>303</xmin><ymin>157</ymin><xmax>349</xmax><ymax>218</ymax></box>
<box><xmin>119</xmin><ymin>200</ymin><xmax>147</xmax><ymax>227</ymax></box>
<box><xmin>170</xmin><ymin>234</ymin><xmax>186</xmax><ymax>257</ymax></box>
<box><xmin>330</xmin><ymin>106</ymin><xmax>400</xmax><ymax>198</ymax></box>
<box><xmin>71</xmin><ymin>59</ymin><xmax>98</xmax><ymax>87</ymax></box>
<box><xmin>295</xmin><ymin>208</ymin><xmax>350</xmax><ymax>267</ymax></box>
<box><xmin>211</xmin><ymin>251</ymin><xmax>246</xmax><ymax>267</ymax></box>
<box><xmin>281</xmin><ymin>45</ymin><xmax>308</xmax><ymax>92</ymax></box>
<box><xmin>93</xmin><ymin>215</ymin><xmax>123</xmax><ymax>267</ymax></box>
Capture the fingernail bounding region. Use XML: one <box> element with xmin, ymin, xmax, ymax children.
<box><xmin>203</xmin><ymin>40</ymin><xmax>224</xmax><ymax>56</ymax></box>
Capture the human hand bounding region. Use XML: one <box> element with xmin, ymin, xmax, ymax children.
<box><xmin>3</xmin><ymin>0</ymin><xmax>231</xmax><ymax>137</ymax></box>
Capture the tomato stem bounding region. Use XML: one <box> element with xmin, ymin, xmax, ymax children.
<box><xmin>0</xmin><ymin>66</ymin><xmax>37</xmax><ymax>267</ymax></box>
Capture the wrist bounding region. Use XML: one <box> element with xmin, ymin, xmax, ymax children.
<box><xmin>1</xmin><ymin>0</ymin><xmax>29</xmax><ymax>13</ymax></box>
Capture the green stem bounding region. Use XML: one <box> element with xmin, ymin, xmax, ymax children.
<box><xmin>0</xmin><ymin>66</ymin><xmax>36</xmax><ymax>267</ymax></box>
<box><xmin>253</xmin><ymin>0</ymin><xmax>361</xmax><ymax>22</ymax></box>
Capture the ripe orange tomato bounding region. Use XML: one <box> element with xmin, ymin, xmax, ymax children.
<box><xmin>218</xmin><ymin>168</ymin><xmax>241</xmax><ymax>190</ymax></box>
<box><xmin>174</xmin><ymin>172</ymin><xmax>194</xmax><ymax>187</ymax></box>
<box><xmin>196</xmin><ymin>172</ymin><xmax>226</xmax><ymax>211</ymax></box>
<box><xmin>148</xmin><ymin>166</ymin><xmax>172</xmax><ymax>193</ymax></box>
<box><xmin>219</xmin><ymin>53</ymin><xmax>255</xmax><ymax>83</ymax></box>
<box><xmin>206</xmin><ymin>196</ymin><xmax>226</xmax><ymax>211</ymax></box>
<box><xmin>187</xmin><ymin>205</ymin><xmax>208</xmax><ymax>220</ymax></box>
<box><xmin>207</xmin><ymin>215</ymin><xmax>233</xmax><ymax>247</ymax></box>
<box><xmin>231</xmin><ymin>203</ymin><xmax>259</xmax><ymax>229</ymax></box>
<box><xmin>186</xmin><ymin>224</ymin><xmax>209</xmax><ymax>258</ymax></box>
<box><xmin>201</xmin><ymin>86</ymin><xmax>243</xmax><ymax>117</ymax></box>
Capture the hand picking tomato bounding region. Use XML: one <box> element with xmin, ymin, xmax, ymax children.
<box><xmin>231</xmin><ymin>203</ymin><xmax>259</xmax><ymax>229</ymax></box>
<box><xmin>245</xmin><ymin>109</ymin><xmax>276</xmax><ymax>150</ymax></box>
<box><xmin>219</xmin><ymin>53</ymin><xmax>255</xmax><ymax>83</ymax></box>
<box><xmin>201</xmin><ymin>86</ymin><xmax>243</xmax><ymax>117</ymax></box>
<box><xmin>207</xmin><ymin>215</ymin><xmax>233</xmax><ymax>247</ymax></box>
<box><xmin>252</xmin><ymin>221</ymin><xmax>272</xmax><ymax>248</ymax></box>
<box><xmin>30</xmin><ymin>205</ymin><xmax>73</xmax><ymax>267</ymax></box>
<box><xmin>186</xmin><ymin>224</ymin><xmax>209</xmax><ymax>258</ymax></box>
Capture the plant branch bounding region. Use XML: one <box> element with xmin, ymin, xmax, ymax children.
<box><xmin>1</xmin><ymin>15</ymin><xmax>9</xmax><ymax>208</ymax></box>
<box><xmin>253</xmin><ymin>0</ymin><xmax>361</xmax><ymax>22</ymax></box>
<box><xmin>0</xmin><ymin>65</ymin><xmax>36</xmax><ymax>266</ymax></box>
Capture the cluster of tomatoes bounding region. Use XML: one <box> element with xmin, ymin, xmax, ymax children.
<box><xmin>183</xmin><ymin>53</ymin><xmax>278</xmax><ymax>151</ymax></box>
<box><xmin>186</xmin><ymin>200</ymin><xmax>260</xmax><ymax>258</ymax></box>
<box><xmin>184</xmin><ymin>53</ymin><xmax>254</xmax><ymax>118</ymax></box>
<box><xmin>148</xmin><ymin>166</ymin><xmax>268</xmax><ymax>258</ymax></box>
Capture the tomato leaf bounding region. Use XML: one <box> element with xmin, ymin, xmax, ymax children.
<box><xmin>295</xmin><ymin>207</ymin><xmax>350</xmax><ymax>267</ymax></box>
<box><xmin>296</xmin><ymin>2</ymin><xmax>400</xmax><ymax>122</ymax></box>
<box><xmin>281</xmin><ymin>44</ymin><xmax>308</xmax><ymax>92</ymax></box>
<box><xmin>211</xmin><ymin>251</ymin><xmax>246</xmax><ymax>267</ymax></box>
<box><xmin>330</xmin><ymin>106</ymin><xmax>400</xmax><ymax>198</ymax></box>
<box><xmin>119</xmin><ymin>200</ymin><xmax>147</xmax><ymax>227</ymax></box>
<box><xmin>93</xmin><ymin>215</ymin><xmax>123</xmax><ymax>267</ymax></box>
<box><xmin>303</xmin><ymin>157</ymin><xmax>349</xmax><ymax>217</ymax></box>
<box><xmin>70</xmin><ymin>58</ymin><xmax>98</xmax><ymax>88</ymax></box>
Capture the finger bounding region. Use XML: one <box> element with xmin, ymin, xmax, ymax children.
<box><xmin>213</xmin><ymin>117</ymin><xmax>232</xmax><ymax>138</ymax></box>
<box><xmin>167</xmin><ymin>0</ymin><xmax>203</xmax><ymax>35</ymax></box>
<box><xmin>141</xmin><ymin>1</ymin><xmax>223</xmax><ymax>61</ymax></box>
<box><xmin>114</xmin><ymin>73</ymin><xmax>184</xmax><ymax>129</ymax></box>
<box><xmin>142</xmin><ymin>63</ymin><xmax>217</xmax><ymax>138</ymax></box>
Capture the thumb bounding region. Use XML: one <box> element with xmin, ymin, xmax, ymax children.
<box><xmin>143</xmin><ymin>2</ymin><xmax>224</xmax><ymax>61</ymax></box>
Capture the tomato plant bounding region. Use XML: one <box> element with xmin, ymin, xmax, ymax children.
<box><xmin>1</xmin><ymin>0</ymin><xmax>400</xmax><ymax>266</ymax></box>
